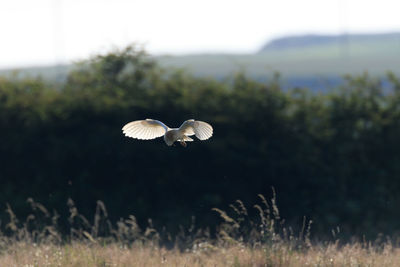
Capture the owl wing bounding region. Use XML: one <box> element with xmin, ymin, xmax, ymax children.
<box><xmin>122</xmin><ymin>119</ymin><xmax>169</xmax><ymax>140</ymax></box>
<box><xmin>179</xmin><ymin>119</ymin><xmax>213</xmax><ymax>140</ymax></box>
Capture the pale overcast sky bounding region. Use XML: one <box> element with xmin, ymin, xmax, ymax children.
<box><xmin>0</xmin><ymin>0</ymin><xmax>399</xmax><ymax>68</ymax></box>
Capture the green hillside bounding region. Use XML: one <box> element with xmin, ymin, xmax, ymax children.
<box><xmin>0</xmin><ymin>64</ymin><xmax>71</xmax><ymax>83</ymax></box>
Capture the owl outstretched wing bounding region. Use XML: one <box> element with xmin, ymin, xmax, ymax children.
<box><xmin>179</xmin><ymin>119</ymin><xmax>213</xmax><ymax>140</ymax></box>
<box><xmin>122</xmin><ymin>119</ymin><xmax>169</xmax><ymax>140</ymax></box>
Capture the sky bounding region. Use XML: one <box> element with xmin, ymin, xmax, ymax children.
<box><xmin>0</xmin><ymin>0</ymin><xmax>399</xmax><ymax>68</ymax></box>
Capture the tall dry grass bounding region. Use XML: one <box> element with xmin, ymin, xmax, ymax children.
<box><xmin>2</xmin><ymin>239</ymin><xmax>400</xmax><ymax>266</ymax></box>
<box><xmin>0</xmin><ymin>192</ymin><xmax>399</xmax><ymax>266</ymax></box>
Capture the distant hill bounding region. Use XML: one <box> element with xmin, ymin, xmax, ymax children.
<box><xmin>259</xmin><ymin>32</ymin><xmax>400</xmax><ymax>52</ymax></box>
<box><xmin>1</xmin><ymin>32</ymin><xmax>400</xmax><ymax>91</ymax></box>
<box><xmin>156</xmin><ymin>32</ymin><xmax>400</xmax><ymax>90</ymax></box>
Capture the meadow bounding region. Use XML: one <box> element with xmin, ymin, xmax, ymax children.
<box><xmin>4</xmin><ymin>241</ymin><xmax>400</xmax><ymax>266</ymax></box>
<box><xmin>1</xmin><ymin>195</ymin><xmax>400</xmax><ymax>266</ymax></box>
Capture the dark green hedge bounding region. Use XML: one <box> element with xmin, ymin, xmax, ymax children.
<box><xmin>1</xmin><ymin>46</ymin><xmax>400</xmax><ymax>239</ymax></box>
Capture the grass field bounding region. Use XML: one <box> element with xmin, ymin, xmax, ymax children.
<box><xmin>2</xmin><ymin>241</ymin><xmax>400</xmax><ymax>266</ymax></box>
<box><xmin>1</xmin><ymin>195</ymin><xmax>400</xmax><ymax>266</ymax></box>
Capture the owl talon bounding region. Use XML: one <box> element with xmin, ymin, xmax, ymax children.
<box><xmin>180</xmin><ymin>141</ymin><xmax>187</xmax><ymax>147</ymax></box>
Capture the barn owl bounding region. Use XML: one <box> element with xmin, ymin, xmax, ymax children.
<box><xmin>122</xmin><ymin>119</ymin><xmax>213</xmax><ymax>147</ymax></box>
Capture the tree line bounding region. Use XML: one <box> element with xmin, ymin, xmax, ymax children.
<box><xmin>1</xmin><ymin>46</ymin><xmax>400</xmax><ymax>239</ymax></box>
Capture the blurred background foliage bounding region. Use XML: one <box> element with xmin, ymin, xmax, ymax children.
<box><xmin>1</xmin><ymin>46</ymin><xmax>400</xmax><ymax>239</ymax></box>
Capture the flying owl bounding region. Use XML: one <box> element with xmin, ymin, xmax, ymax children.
<box><xmin>122</xmin><ymin>119</ymin><xmax>213</xmax><ymax>147</ymax></box>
